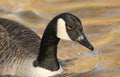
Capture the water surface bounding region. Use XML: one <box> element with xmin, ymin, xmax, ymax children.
<box><xmin>0</xmin><ymin>0</ymin><xmax>120</xmax><ymax>77</ymax></box>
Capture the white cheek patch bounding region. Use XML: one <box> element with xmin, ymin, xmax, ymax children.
<box><xmin>57</xmin><ymin>18</ymin><xmax>71</xmax><ymax>41</ymax></box>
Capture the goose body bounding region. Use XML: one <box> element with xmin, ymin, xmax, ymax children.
<box><xmin>0</xmin><ymin>13</ymin><xmax>94</xmax><ymax>77</ymax></box>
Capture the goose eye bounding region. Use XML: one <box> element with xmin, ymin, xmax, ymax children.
<box><xmin>67</xmin><ymin>25</ymin><xmax>74</xmax><ymax>30</ymax></box>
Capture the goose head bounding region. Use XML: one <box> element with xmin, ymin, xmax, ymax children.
<box><xmin>34</xmin><ymin>13</ymin><xmax>94</xmax><ymax>76</ymax></box>
<box><xmin>46</xmin><ymin>13</ymin><xmax>94</xmax><ymax>51</ymax></box>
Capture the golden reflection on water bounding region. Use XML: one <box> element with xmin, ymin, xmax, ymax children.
<box><xmin>0</xmin><ymin>0</ymin><xmax>120</xmax><ymax>77</ymax></box>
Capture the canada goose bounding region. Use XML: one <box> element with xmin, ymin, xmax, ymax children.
<box><xmin>0</xmin><ymin>13</ymin><xmax>94</xmax><ymax>77</ymax></box>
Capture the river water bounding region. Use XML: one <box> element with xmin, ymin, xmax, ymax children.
<box><xmin>0</xmin><ymin>0</ymin><xmax>120</xmax><ymax>77</ymax></box>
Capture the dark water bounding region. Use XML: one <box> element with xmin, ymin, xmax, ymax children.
<box><xmin>0</xmin><ymin>0</ymin><xmax>120</xmax><ymax>77</ymax></box>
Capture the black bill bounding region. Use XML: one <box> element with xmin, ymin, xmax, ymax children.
<box><xmin>76</xmin><ymin>32</ymin><xmax>94</xmax><ymax>51</ymax></box>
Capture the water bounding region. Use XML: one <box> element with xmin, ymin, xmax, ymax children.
<box><xmin>0</xmin><ymin>0</ymin><xmax>120</xmax><ymax>77</ymax></box>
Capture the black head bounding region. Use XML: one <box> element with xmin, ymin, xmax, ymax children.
<box><xmin>35</xmin><ymin>13</ymin><xmax>94</xmax><ymax>71</ymax></box>
<box><xmin>55</xmin><ymin>13</ymin><xmax>94</xmax><ymax>51</ymax></box>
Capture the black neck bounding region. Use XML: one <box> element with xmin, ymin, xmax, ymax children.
<box><xmin>33</xmin><ymin>19</ymin><xmax>60</xmax><ymax>71</ymax></box>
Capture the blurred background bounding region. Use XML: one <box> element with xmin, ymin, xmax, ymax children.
<box><xmin>0</xmin><ymin>0</ymin><xmax>120</xmax><ymax>77</ymax></box>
